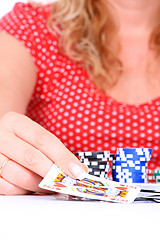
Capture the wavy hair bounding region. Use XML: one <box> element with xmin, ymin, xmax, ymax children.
<box><xmin>34</xmin><ymin>0</ymin><xmax>160</xmax><ymax>91</ymax></box>
<box><xmin>47</xmin><ymin>0</ymin><xmax>123</xmax><ymax>91</ymax></box>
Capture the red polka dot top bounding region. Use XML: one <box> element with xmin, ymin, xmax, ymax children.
<box><xmin>0</xmin><ymin>3</ymin><xmax>160</xmax><ymax>169</ymax></box>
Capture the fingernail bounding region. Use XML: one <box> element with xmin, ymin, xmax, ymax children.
<box><xmin>69</xmin><ymin>163</ymin><xmax>86</xmax><ymax>180</ymax></box>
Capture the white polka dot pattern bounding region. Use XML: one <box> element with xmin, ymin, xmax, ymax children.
<box><xmin>0</xmin><ymin>3</ymin><xmax>160</xmax><ymax>169</ymax></box>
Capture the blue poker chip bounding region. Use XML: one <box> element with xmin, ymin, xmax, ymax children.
<box><xmin>112</xmin><ymin>159</ymin><xmax>148</xmax><ymax>164</ymax></box>
<box><xmin>116</xmin><ymin>156</ymin><xmax>150</xmax><ymax>161</ymax></box>
<box><xmin>112</xmin><ymin>148</ymin><xmax>153</xmax><ymax>183</ymax></box>
<box><xmin>112</xmin><ymin>177</ymin><xmax>147</xmax><ymax>183</ymax></box>
<box><xmin>112</xmin><ymin>167</ymin><xmax>147</xmax><ymax>174</ymax></box>
<box><xmin>116</xmin><ymin>156</ymin><xmax>150</xmax><ymax>162</ymax></box>
<box><xmin>116</xmin><ymin>148</ymin><xmax>152</xmax><ymax>161</ymax></box>
<box><xmin>112</xmin><ymin>168</ymin><xmax>147</xmax><ymax>173</ymax></box>
<box><xmin>112</xmin><ymin>162</ymin><xmax>148</xmax><ymax>169</ymax></box>
<box><xmin>112</xmin><ymin>172</ymin><xmax>147</xmax><ymax>177</ymax></box>
<box><xmin>116</xmin><ymin>148</ymin><xmax>152</xmax><ymax>154</ymax></box>
<box><xmin>112</xmin><ymin>173</ymin><xmax>148</xmax><ymax>182</ymax></box>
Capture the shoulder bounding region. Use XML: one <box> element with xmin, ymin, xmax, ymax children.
<box><xmin>10</xmin><ymin>2</ymin><xmax>51</xmax><ymax>19</ymax></box>
<box><xmin>0</xmin><ymin>2</ymin><xmax>52</xmax><ymax>33</ymax></box>
<box><xmin>0</xmin><ymin>2</ymin><xmax>61</xmax><ymax>74</ymax></box>
<box><xmin>0</xmin><ymin>2</ymin><xmax>58</xmax><ymax>49</ymax></box>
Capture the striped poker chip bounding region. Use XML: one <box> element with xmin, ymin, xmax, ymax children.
<box><xmin>88</xmin><ymin>169</ymin><xmax>108</xmax><ymax>179</ymax></box>
<box><xmin>112</xmin><ymin>148</ymin><xmax>152</xmax><ymax>183</ymax></box>
<box><xmin>81</xmin><ymin>159</ymin><xmax>111</xmax><ymax>166</ymax></box>
<box><xmin>112</xmin><ymin>161</ymin><xmax>148</xmax><ymax>169</ymax></box>
<box><xmin>112</xmin><ymin>167</ymin><xmax>148</xmax><ymax>183</ymax></box>
<box><xmin>147</xmin><ymin>169</ymin><xmax>160</xmax><ymax>183</ymax></box>
<box><xmin>112</xmin><ymin>171</ymin><xmax>147</xmax><ymax>178</ymax></box>
<box><xmin>83</xmin><ymin>160</ymin><xmax>110</xmax><ymax>178</ymax></box>
<box><xmin>75</xmin><ymin>155</ymin><xmax>115</xmax><ymax>163</ymax></box>
<box><xmin>79</xmin><ymin>157</ymin><xmax>112</xmax><ymax>162</ymax></box>
<box><xmin>112</xmin><ymin>176</ymin><xmax>147</xmax><ymax>184</ymax></box>
<box><xmin>87</xmin><ymin>164</ymin><xmax>110</xmax><ymax>171</ymax></box>
<box><xmin>116</xmin><ymin>155</ymin><xmax>149</xmax><ymax>162</ymax></box>
<box><xmin>74</xmin><ymin>151</ymin><xmax>113</xmax><ymax>179</ymax></box>
<box><xmin>112</xmin><ymin>166</ymin><xmax>147</xmax><ymax>173</ymax></box>
<box><xmin>116</xmin><ymin>148</ymin><xmax>152</xmax><ymax>161</ymax></box>
<box><xmin>112</xmin><ymin>159</ymin><xmax>148</xmax><ymax>165</ymax></box>
<box><xmin>74</xmin><ymin>151</ymin><xmax>112</xmax><ymax>160</ymax></box>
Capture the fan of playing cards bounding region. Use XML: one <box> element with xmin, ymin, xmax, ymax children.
<box><xmin>39</xmin><ymin>164</ymin><xmax>141</xmax><ymax>203</ymax></box>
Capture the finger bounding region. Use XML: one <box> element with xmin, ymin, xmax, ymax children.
<box><xmin>0</xmin><ymin>132</ymin><xmax>54</xmax><ymax>177</ymax></box>
<box><xmin>82</xmin><ymin>164</ymin><xmax>89</xmax><ymax>173</ymax></box>
<box><xmin>0</xmin><ymin>177</ymin><xmax>31</xmax><ymax>195</ymax></box>
<box><xmin>1</xmin><ymin>112</ymin><xmax>87</xmax><ymax>178</ymax></box>
<box><xmin>0</xmin><ymin>155</ymin><xmax>44</xmax><ymax>193</ymax></box>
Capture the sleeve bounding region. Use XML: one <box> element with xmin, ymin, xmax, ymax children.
<box><xmin>0</xmin><ymin>2</ymin><xmax>51</xmax><ymax>68</ymax></box>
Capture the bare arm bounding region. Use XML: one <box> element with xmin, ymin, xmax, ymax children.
<box><xmin>0</xmin><ymin>32</ymin><xmax>86</xmax><ymax>195</ymax></box>
<box><xmin>0</xmin><ymin>32</ymin><xmax>36</xmax><ymax>115</ymax></box>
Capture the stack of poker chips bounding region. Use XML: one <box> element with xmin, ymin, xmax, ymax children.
<box><xmin>147</xmin><ymin>169</ymin><xmax>160</xmax><ymax>183</ymax></box>
<box><xmin>75</xmin><ymin>151</ymin><xmax>114</xmax><ymax>179</ymax></box>
<box><xmin>112</xmin><ymin>148</ymin><xmax>153</xmax><ymax>183</ymax></box>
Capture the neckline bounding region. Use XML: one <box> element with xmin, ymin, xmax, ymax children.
<box><xmin>85</xmin><ymin>74</ymin><xmax>160</xmax><ymax>108</ymax></box>
<box><xmin>104</xmin><ymin>94</ymin><xmax>160</xmax><ymax>108</ymax></box>
<box><xmin>91</xmin><ymin>86</ymin><xmax>160</xmax><ymax>108</ymax></box>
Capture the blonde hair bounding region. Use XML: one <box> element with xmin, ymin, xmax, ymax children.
<box><xmin>47</xmin><ymin>0</ymin><xmax>123</xmax><ymax>91</ymax></box>
<box><xmin>36</xmin><ymin>0</ymin><xmax>160</xmax><ymax>91</ymax></box>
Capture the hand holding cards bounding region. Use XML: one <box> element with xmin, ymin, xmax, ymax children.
<box><xmin>39</xmin><ymin>165</ymin><xmax>140</xmax><ymax>203</ymax></box>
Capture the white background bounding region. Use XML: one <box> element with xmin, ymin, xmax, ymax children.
<box><xmin>0</xmin><ymin>0</ymin><xmax>56</xmax><ymax>18</ymax></box>
<box><xmin>0</xmin><ymin>0</ymin><xmax>27</xmax><ymax>18</ymax></box>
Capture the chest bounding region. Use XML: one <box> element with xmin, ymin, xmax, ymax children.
<box><xmin>106</xmin><ymin>37</ymin><xmax>160</xmax><ymax>105</ymax></box>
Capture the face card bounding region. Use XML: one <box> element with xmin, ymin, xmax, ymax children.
<box><xmin>39</xmin><ymin>164</ymin><xmax>141</xmax><ymax>203</ymax></box>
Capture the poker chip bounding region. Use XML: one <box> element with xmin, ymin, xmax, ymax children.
<box><xmin>74</xmin><ymin>148</ymin><xmax>159</xmax><ymax>184</ymax></box>
<box><xmin>147</xmin><ymin>169</ymin><xmax>160</xmax><ymax>183</ymax></box>
<box><xmin>75</xmin><ymin>151</ymin><xmax>115</xmax><ymax>179</ymax></box>
<box><xmin>112</xmin><ymin>148</ymin><xmax>152</xmax><ymax>183</ymax></box>
<box><xmin>75</xmin><ymin>151</ymin><xmax>111</xmax><ymax>159</ymax></box>
<box><xmin>116</xmin><ymin>148</ymin><xmax>152</xmax><ymax>161</ymax></box>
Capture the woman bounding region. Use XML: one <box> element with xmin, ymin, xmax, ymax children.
<box><xmin>0</xmin><ymin>0</ymin><xmax>159</xmax><ymax>195</ymax></box>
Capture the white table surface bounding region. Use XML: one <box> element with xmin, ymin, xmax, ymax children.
<box><xmin>0</xmin><ymin>194</ymin><xmax>159</xmax><ymax>240</ymax></box>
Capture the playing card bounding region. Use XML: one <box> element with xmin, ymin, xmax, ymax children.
<box><xmin>39</xmin><ymin>164</ymin><xmax>141</xmax><ymax>203</ymax></box>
